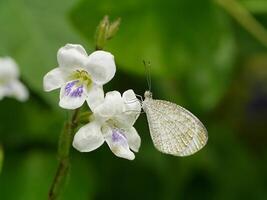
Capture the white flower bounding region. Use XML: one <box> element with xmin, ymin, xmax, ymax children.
<box><xmin>73</xmin><ymin>89</ymin><xmax>141</xmax><ymax>160</ymax></box>
<box><xmin>0</xmin><ymin>57</ymin><xmax>29</xmax><ymax>101</ymax></box>
<box><xmin>43</xmin><ymin>44</ymin><xmax>116</xmax><ymax>110</ymax></box>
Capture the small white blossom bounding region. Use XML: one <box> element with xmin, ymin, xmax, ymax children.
<box><xmin>43</xmin><ymin>44</ymin><xmax>116</xmax><ymax>110</ymax></box>
<box><xmin>0</xmin><ymin>57</ymin><xmax>28</xmax><ymax>101</ymax></box>
<box><xmin>73</xmin><ymin>90</ymin><xmax>141</xmax><ymax>160</ymax></box>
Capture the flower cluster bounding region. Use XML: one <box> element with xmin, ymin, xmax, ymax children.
<box><xmin>43</xmin><ymin>44</ymin><xmax>141</xmax><ymax>160</ymax></box>
<box><xmin>0</xmin><ymin>57</ymin><xmax>28</xmax><ymax>101</ymax></box>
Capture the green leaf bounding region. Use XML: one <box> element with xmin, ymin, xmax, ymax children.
<box><xmin>0</xmin><ymin>0</ymin><xmax>86</xmax><ymax>105</ymax></box>
<box><xmin>70</xmin><ymin>0</ymin><xmax>236</xmax><ymax>111</ymax></box>
<box><xmin>0</xmin><ymin>151</ymin><xmax>95</xmax><ymax>200</ymax></box>
<box><xmin>240</xmin><ymin>0</ymin><xmax>267</xmax><ymax>14</ymax></box>
<box><xmin>0</xmin><ymin>98</ymin><xmax>65</xmax><ymax>142</ymax></box>
<box><xmin>0</xmin><ymin>151</ymin><xmax>55</xmax><ymax>199</ymax></box>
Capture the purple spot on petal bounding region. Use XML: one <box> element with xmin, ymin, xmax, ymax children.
<box><xmin>112</xmin><ymin>129</ymin><xmax>127</xmax><ymax>145</ymax></box>
<box><xmin>65</xmin><ymin>80</ymin><xmax>78</xmax><ymax>96</ymax></box>
<box><xmin>64</xmin><ymin>80</ymin><xmax>84</xmax><ymax>98</ymax></box>
<box><xmin>70</xmin><ymin>85</ymin><xmax>83</xmax><ymax>97</ymax></box>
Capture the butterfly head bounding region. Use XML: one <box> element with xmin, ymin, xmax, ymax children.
<box><xmin>144</xmin><ymin>90</ymin><xmax>153</xmax><ymax>99</ymax></box>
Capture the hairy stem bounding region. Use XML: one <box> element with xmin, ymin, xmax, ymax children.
<box><xmin>48</xmin><ymin>108</ymin><xmax>80</xmax><ymax>200</ymax></box>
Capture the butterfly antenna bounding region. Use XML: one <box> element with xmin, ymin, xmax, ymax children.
<box><xmin>143</xmin><ymin>60</ymin><xmax>152</xmax><ymax>91</ymax></box>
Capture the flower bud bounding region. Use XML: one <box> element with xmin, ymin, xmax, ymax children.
<box><xmin>106</xmin><ymin>18</ymin><xmax>121</xmax><ymax>40</ymax></box>
<box><xmin>95</xmin><ymin>15</ymin><xmax>109</xmax><ymax>50</ymax></box>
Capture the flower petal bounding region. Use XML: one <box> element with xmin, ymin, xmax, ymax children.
<box><xmin>94</xmin><ymin>91</ymin><xmax>124</xmax><ymax>118</ymax></box>
<box><xmin>86</xmin><ymin>84</ymin><xmax>104</xmax><ymax>111</ymax></box>
<box><xmin>59</xmin><ymin>80</ymin><xmax>87</xmax><ymax>109</ymax></box>
<box><xmin>0</xmin><ymin>80</ymin><xmax>28</xmax><ymax>101</ymax></box>
<box><xmin>115</xmin><ymin>89</ymin><xmax>141</xmax><ymax>127</ymax></box>
<box><xmin>86</xmin><ymin>51</ymin><xmax>116</xmax><ymax>85</ymax></box>
<box><xmin>123</xmin><ymin>127</ymin><xmax>141</xmax><ymax>152</ymax></box>
<box><xmin>8</xmin><ymin>80</ymin><xmax>29</xmax><ymax>101</ymax></box>
<box><xmin>123</xmin><ymin>89</ymin><xmax>141</xmax><ymax>117</ymax></box>
<box><xmin>103</xmin><ymin>126</ymin><xmax>135</xmax><ymax>160</ymax></box>
<box><xmin>43</xmin><ymin>68</ymin><xmax>68</xmax><ymax>91</ymax></box>
<box><xmin>0</xmin><ymin>57</ymin><xmax>19</xmax><ymax>79</ymax></box>
<box><xmin>73</xmin><ymin>120</ymin><xmax>104</xmax><ymax>152</ymax></box>
<box><xmin>57</xmin><ymin>44</ymin><xmax>88</xmax><ymax>69</ymax></box>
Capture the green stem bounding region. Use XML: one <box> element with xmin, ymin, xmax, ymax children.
<box><xmin>48</xmin><ymin>108</ymin><xmax>80</xmax><ymax>200</ymax></box>
<box><xmin>215</xmin><ymin>0</ymin><xmax>267</xmax><ymax>48</ymax></box>
<box><xmin>48</xmin><ymin>15</ymin><xmax>120</xmax><ymax>200</ymax></box>
<box><xmin>0</xmin><ymin>144</ymin><xmax>3</xmax><ymax>174</ymax></box>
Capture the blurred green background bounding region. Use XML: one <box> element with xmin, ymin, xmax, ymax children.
<box><xmin>1</xmin><ymin>0</ymin><xmax>267</xmax><ymax>199</ymax></box>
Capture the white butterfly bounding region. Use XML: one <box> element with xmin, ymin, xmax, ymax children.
<box><xmin>142</xmin><ymin>90</ymin><xmax>208</xmax><ymax>157</ymax></box>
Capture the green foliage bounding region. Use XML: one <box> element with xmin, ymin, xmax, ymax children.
<box><xmin>0</xmin><ymin>0</ymin><xmax>84</xmax><ymax>105</ymax></box>
<box><xmin>71</xmin><ymin>0</ymin><xmax>236</xmax><ymax>111</ymax></box>
<box><xmin>241</xmin><ymin>0</ymin><xmax>267</xmax><ymax>13</ymax></box>
<box><xmin>0</xmin><ymin>0</ymin><xmax>267</xmax><ymax>199</ymax></box>
<box><xmin>0</xmin><ymin>151</ymin><xmax>95</xmax><ymax>200</ymax></box>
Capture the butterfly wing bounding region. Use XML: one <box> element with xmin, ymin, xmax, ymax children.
<box><xmin>143</xmin><ymin>99</ymin><xmax>208</xmax><ymax>156</ymax></box>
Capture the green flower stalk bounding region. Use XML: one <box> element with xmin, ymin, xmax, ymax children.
<box><xmin>0</xmin><ymin>144</ymin><xmax>3</xmax><ymax>174</ymax></box>
<box><xmin>47</xmin><ymin>15</ymin><xmax>120</xmax><ymax>200</ymax></box>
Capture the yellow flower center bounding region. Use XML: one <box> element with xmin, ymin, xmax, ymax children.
<box><xmin>71</xmin><ymin>70</ymin><xmax>92</xmax><ymax>88</ymax></box>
